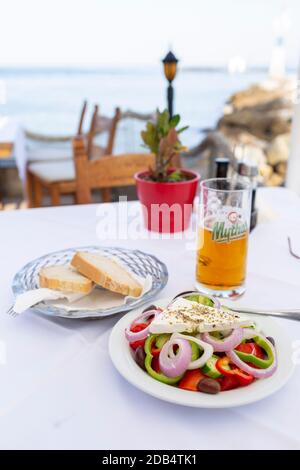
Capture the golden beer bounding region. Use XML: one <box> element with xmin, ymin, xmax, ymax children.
<box><xmin>196</xmin><ymin>177</ymin><xmax>251</xmax><ymax>297</ymax></box>
<box><xmin>196</xmin><ymin>226</ymin><xmax>248</xmax><ymax>291</ymax></box>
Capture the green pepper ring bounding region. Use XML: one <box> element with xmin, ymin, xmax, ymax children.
<box><xmin>143</xmin><ymin>334</ymin><xmax>201</xmax><ymax>385</ymax></box>
<box><xmin>144</xmin><ymin>335</ymin><xmax>183</xmax><ymax>385</ymax></box>
<box><xmin>235</xmin><ymin>336</ymin><xmax>274</xmax><ymax>369</ymax></box>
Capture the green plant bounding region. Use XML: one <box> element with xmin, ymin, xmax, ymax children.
<box><xmin>141</xmin><ymin>109</ymin><xmax>188</xmax><ymax>182</ymax></box>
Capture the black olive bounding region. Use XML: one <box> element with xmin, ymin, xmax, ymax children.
<box><xmin>197</xmin><ymin>378</ymin><xmax>221</xmax><ymax>394</ymax></box>
<box><xmin>135</xmin><ymin>346</ymin><xmax>146</xmax><ymax>370</ymax></box>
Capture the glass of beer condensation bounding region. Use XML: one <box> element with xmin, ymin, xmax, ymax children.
<box><xmin>196</xmin><ymin>178</ymin><xmax>252</xmax><ymax>298</ymax></box>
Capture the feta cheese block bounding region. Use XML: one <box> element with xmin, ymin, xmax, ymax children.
<box><xmin>149</xmin><ymin>298</ymin><xmax>252</xmax><ymax>334</ymax></box>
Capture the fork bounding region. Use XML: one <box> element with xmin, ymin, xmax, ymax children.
<box><xmin>227</xmin><ymin>306</ymin><xmax>300</xmax><ymax>322</ymax></box>
<box><xmin>5</xmin><ymin>306</ymin><xmax>18</xmax><ymax>318</ymax></box>
<box><xmin>172</xmin><ymin>291</ymin><xmax>300</xmax><ymax>322</ymax></box>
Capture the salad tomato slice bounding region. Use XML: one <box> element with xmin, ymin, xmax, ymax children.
<box><xmin>216</xmin><ymin>356</ymin><xmax>254</xmax><ymax>387</ymax></box>
<box><xmin>129</xmin><ymin>322</ymin><xmax>149</xmax><ymax>350</ymax></box>
<box><xmin>178</xmin><ymin>369</ymin><xmax>205</xmax><ymax>391</ymax></box>
<box><xmin>130</xmin><ymin>322</ymin><xmax>149</xmax><ymax>333</ymax></box>
<box><xmin>236</xmin><ymin>342</ymin><xmax>264</xmax><ymax>359</ymax></box>
<box><xmin>219</xmin><ymin>375</ymin><xmax>240</xmax><ymax>391</ymax></box>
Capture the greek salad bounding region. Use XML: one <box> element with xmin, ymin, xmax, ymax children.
<box><xmin>125</xmin><ymin>292</ymin><xmax>277</xmax><ymax>394</ymax></box>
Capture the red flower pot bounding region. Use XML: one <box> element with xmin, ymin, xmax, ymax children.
<box><xmin>135</xmin><ymin>169</ymin><xmax>200</xmax><ymax>233</ymax></box>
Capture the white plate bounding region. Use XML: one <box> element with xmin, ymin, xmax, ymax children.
<box><xmin>12</xmin><ymin>246</ymin><xmax>168</xmax><ymax>319</ymax></box>
<box><xmin>109</xmin><ymin>298</ymin><xmax>295</xmax><ymax>408</ymax></box>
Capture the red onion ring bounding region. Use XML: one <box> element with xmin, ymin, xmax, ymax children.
<box><xmin>202</xmin><ymin>328</ymin><xmax>244</xmax><ymax>352</ymax></box>
<box><xmin>159</xmin><ymin>338</ymin><xmax>192</xmax><ymax>378</ymax></box>
<box><xmin>125</xmin><ymin>309</ymin><xmax>160</xmax><ymax>342</ymax></box>
<box><xmin>227</xmin><ymin>330</ymin><xmax>277</xmax><ymax>378</ymax></box>
<box><xmin>172</xmin><ymin>333</ymin><xmax>214</xmax><ymax>369</ymax></box>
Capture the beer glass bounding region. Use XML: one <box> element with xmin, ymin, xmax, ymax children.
<box><xmin>196</xmin><ymin>178</ymin><xmax>252</xmax><ymax>298</ymax></box>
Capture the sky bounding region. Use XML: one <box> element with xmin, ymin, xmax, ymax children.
<box><xmin>0</xmin><ymin>0</ymin><xmax>299</xmax><ymax>68</ymax></box>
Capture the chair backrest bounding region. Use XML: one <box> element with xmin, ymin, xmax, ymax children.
<box><xmin>86</xmin><ymin>105</ymin><xmax>121</xmax><ymax>159</ymax></box>
<box><xmin>77</xmin><ymin>100</ymin><xmax>88</xmax><ymax>135</ymax></box>
<box><xmin>73</xmin><ymin>135</ymin><xmax>155</xmax><ymax>204</ymax></box>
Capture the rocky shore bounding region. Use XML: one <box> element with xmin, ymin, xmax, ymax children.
<box><xmin>184</xmin><ymin>78</ymin><xmax>295</xmax><ymax>186</ymax></box>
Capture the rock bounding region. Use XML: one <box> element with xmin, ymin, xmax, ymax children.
<box><xmin>274</xmin><ymin>161</ymin><xmax>287</xmax><ymax>176</ymax></box>
<box><xmin>185</xmin><ymin>79</ymin><xmax>293</xmax><ymax>187</ymax></box>
<box><xmin>234</xmin><ymin>144</ymin><xmax>266</xmax><ymax>167</ymax></box>
<box><xmin>183</xmin><ymin>131</ymin><xmax>234</xmax><ymax>158</ymax></box>
<box><xmin>227</xmin><ymin>79</ymin><xmax>294</xmax><ymax>110</ymax></box>
<box><xmin>181</xmin><ymin>131</ymin><xmax>234</xmax><ymax>179</ymax></box>
<box><xmin>220</xmin><ymin>80</ymin><xmax>293</xmax><ymax>142</ymax></box>
<box><xmin>225</xmin><ymin>97</ymin><xmax>292</xmax><ymax>116</ymax></box>
<box><xmin>259</xmin><ymin>163</ymin><xmax>273</xmax><ymax>182</ymax></box>
<box><xmin>246</xmin><ymin>97</ymin><xmax>292</xmax><ymax>113</ymax></box>
<box><xmin>218</xmin><ymin>109</ymin><xmax>291</xmax><ymax>141</ymax></box>
<box><xmin>266</xmin><ymin>134</ymin><xmax>290</xmax><ymax>166</ymax></box>
<box><xmin>265</xmin><ymin>173</ymin><xmax>284</xmax><ymax>187</ymax></box>
<box><xmin>222</xmin><ymin>129</ymin><xmax>268</xmax><ymax>150</ymax></box>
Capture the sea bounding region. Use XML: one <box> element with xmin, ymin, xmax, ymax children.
<box><xmin>0</xmin><ymin>67</ymin><xmax>293</xmax><ymax>152</ymax></box>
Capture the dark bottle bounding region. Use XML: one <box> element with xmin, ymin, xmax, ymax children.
<box><xmin>234</xmin><ymin>160</ymin><xmax>258</xmax><ymax>232</ymax></box>
<box><xmin>215</xmin><ymin>157</ymin><xmax>230</xmax><ymax>178</ymax></box>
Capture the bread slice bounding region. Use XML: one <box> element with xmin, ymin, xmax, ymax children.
<box><xmin>71</xmin><ymin>252</ymin><xmax>142</xmax><ymax>297</ymax></box>
<box><xmin>39</xmin><ymin>265</ymin><xmax>93</xmax><ymax>294</ymax></box>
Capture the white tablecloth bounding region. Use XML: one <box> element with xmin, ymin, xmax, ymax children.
<box><xmin>0</xmin><ymin>117</ymin><xmax>26</xmax><ymax>180</ymax></box>
<box><xmin>0</xmin><ymin>187</ymin><xmax>300</xmax><ymax>450</ymax></box>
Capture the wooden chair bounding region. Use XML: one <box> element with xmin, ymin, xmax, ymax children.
<box><xmin>26</xmin><ymin>106</ymin><xmax>121</xmax><ymax>207</ymax></box>
<box><xmin>73</xmin><ymin>135</ymin><xmax>155</xmax><ymax>205</ymax></box>
<box><xmin>77</xmin><ymin>100</ymin><xmax>87</xmax><ymax>135</ymax></box>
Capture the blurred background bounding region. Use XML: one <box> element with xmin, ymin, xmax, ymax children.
<box><xmin>0</xmin><ymin>0</ymin><xmax>299</xmax><ymax>208</ymax></box>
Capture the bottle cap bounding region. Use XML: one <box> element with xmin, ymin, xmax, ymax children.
<box><xmin>234</xmin><ymin>159</ymin><xmax>258</xmax><ymax>178</ymax></box>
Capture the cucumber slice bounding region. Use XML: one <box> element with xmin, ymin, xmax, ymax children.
<box><xmin>185</xmin><ymin>294</ymin><xmax>214</xmax><ymax>307</ymax></box>
<box><xmin>191</xmin><ymin>341</ymin><xmax>200</xmax><ymax>361</ymax></box>
<box><xmin>201</xmin><ymin>354</ymin><xmax>222</xmax><ymax>379</ymax></box>
<box><xmin>155</xmin><ymin>334</ymin><xmax>171</xmax><ymax>349</ymax></box>
<box><xmin>184</xmin><ymin>294</ymin><xmax>199</xmax><ymax>302</ymax></box>
<box><xmin>197</xmin><ymin>294</ymin><xmax>214</xmax><ymax>307</ymax></box>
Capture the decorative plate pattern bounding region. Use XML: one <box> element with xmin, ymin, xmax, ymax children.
<box><xmin>12</xmin><ymin>246</ymin><xmax>168</xmax><ymax>319</ymax></box>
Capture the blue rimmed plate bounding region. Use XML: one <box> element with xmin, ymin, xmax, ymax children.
<box><xmin>12</xmin><ymin>246</ymin><xmax>168</xmax><ymax>319</ymax></box>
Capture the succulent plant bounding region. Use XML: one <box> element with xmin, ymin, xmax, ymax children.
<box><xmin>141</xmin><ymin>109</ymin><xmax>188</xmax><ymax>182</ymax></box>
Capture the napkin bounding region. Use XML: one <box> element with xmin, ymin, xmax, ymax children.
<box><xmin>13</xmin><ymin>275</ymin><xmax>152</xmax><ymax>315</ymax></box>
<box><xmin>13</xmin><ymin>288</ymin><xmax>87</xmax><ymax>314</ymax></box>
<box><xmin>48</xmin><ymin>274</ymin><xmax>152</xmax><ymax>312</ymax></box>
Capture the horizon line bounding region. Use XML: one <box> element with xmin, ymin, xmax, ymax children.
<box><xmin>0</xmin><ymin>64</ymin><xmax>297</xmax><ymax>72</ymax></box>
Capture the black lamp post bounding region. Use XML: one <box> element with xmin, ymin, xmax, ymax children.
<box><xmin>162</xmin><ymin>50</ymin><xmax>178</xmax><ymax>118</ymax></box>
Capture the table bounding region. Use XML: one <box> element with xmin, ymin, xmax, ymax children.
<box><xmin>0</xmin><ymin>117</ymin><xmax>26</xmax><ymax>180</ymax></box>
<box><xmin>0</xmin><ymin>187</ymin><xmax>300</xmax><ymax>450</ymax></box>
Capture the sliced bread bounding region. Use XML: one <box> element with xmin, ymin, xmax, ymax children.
<box><xmin>39</xmin><ymin>265</ymin><xmax>93</xmax><ymax>294</ymax></box>
<box><xmin>71</xmin><ymin>251</ymin><xmax>142</xmax><ymax>297</ymax></box>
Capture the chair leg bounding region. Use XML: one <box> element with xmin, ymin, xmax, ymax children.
<box><xmin>100</xmin><ymin>188</ymin><xmax>112</xmax><ymax>203</ymax></box>
<box><xmin>26</xmin><ymin>169</ymin><xmax>35</xmax><ymax>208</ymax></box>
<box><xmin>49</xmin><ymin>185</ymin><xmax>60</xmax><ymax>206</ymax></box>
<box><xmin>33</xmin><ymin>177</ymin><xmax>43</xmax><ymax>207</ymax></box>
